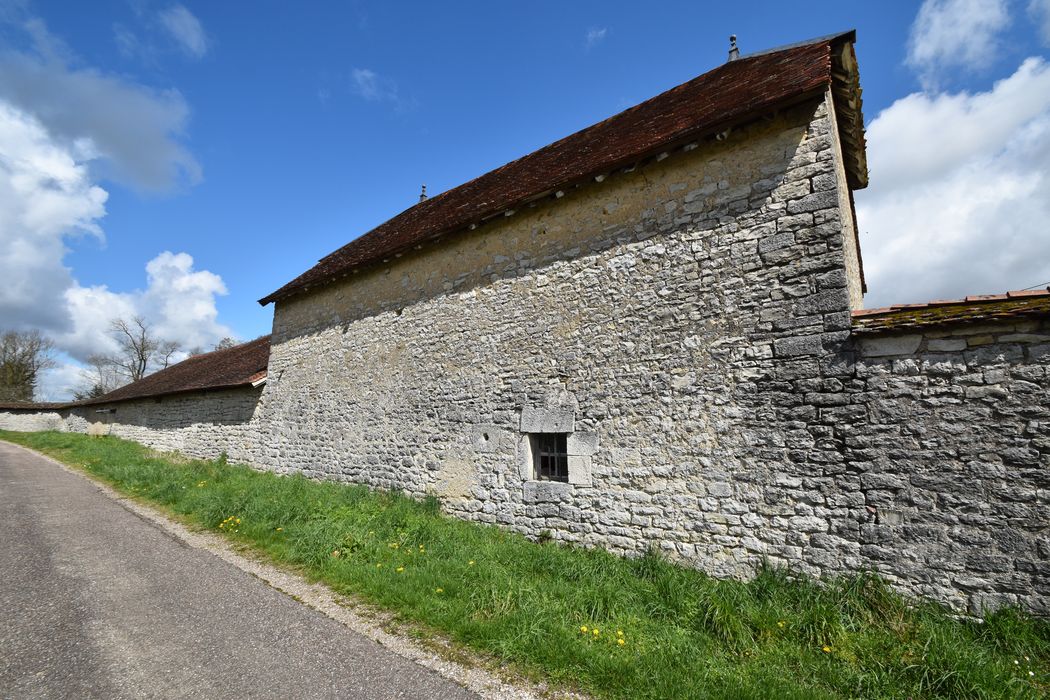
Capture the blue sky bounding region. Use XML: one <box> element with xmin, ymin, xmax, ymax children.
<box><xmin>2</xmin><ymin>0</ymin><xmax>1050</xmax><ymax>399</ymax></box>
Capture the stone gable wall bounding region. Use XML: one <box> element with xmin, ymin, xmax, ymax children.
<box><xmin>260</xmin><ymin>93</ymin><xmax>869</xmax><ymax>581</ymax></box>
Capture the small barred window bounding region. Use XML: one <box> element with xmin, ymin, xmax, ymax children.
<box><xmin>533</xmin><ymin>433</ymin><xmax>568</xmax><ymax>482</ymax></box>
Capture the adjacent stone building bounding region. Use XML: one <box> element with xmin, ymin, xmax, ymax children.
<box><xmin>0</xmin><ymin>336</ymin><xmax>269</xmax><ymax>463</ymax></box>
<box><xmin>2</xmin><ymin>31</ymin><xmax>1046</xmax><ymax>614</ymax></box>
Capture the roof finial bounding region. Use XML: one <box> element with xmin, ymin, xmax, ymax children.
<box><xmin>419</xmin><ymin>183</ymin><xmax>428</xmax><ymax>203</ymax></box>
<box><xmin>728</xmin><ymin>34</ymin><xmax>739</xmax><ymax>62</ymax></box>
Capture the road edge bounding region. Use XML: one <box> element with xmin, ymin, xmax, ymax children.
<box><xmin>1</xmin><ymin>439</ymin><xmax>567</xmax><ymax>700</ymax></box>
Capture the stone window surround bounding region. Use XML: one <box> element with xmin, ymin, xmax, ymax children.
<box><xmin>516</xmin><ymin>407</ymin><xmax>599</xmax><ymax>487</ymax></box>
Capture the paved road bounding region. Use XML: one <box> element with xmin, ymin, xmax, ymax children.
<box><xmin>0</xmin><ymin>441</ymin><xmax>478</xmax><ymax>699</ymax></box>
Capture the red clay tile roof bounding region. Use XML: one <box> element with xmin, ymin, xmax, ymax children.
<box><xmin>851</xmin><ymin>288</ymin><xmax>1050</xmax><ymax>333</ymax></box>
<box><xmin>0</xmin><ymin>336</ymin><xmax>270</xmax><ymax>411</ymax></box>
<box><xmin>78</xmin><ymin>335</ymin><xmax>271</xmax><ymax>405</ymax></box>
<box><xmin>260</xmin><ymin>31</ymin><xmax>863</xmax><ymax>306</ymax></box>
<box><xmin>0</xmin><ymin>401</ymin><xmax>68</xmax><ymax>411</ymax></box>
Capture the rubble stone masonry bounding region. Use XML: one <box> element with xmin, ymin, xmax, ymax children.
<box><xmin>2</xmin><ymin>90</ymin><xmax>1046</xmax><ymax>614</ymax></box>
<box><xmin>256</xmin><ymin>92</ymin><xmax>1047</xmax><ymax>614</ymax></box>
<box><xmin>0</xmin><ymin>387</ymin><xmax>262</xmax><ymax>465</ymax></box>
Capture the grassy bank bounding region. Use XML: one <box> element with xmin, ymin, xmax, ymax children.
<box><xmin>3</xmin><ymin>431</ymin><xmax>1046</xmax><ymax>699</ymax></box>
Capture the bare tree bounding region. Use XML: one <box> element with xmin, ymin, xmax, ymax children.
<box><xmin>72</xmin><ymin>353</ymin><xmax>125</xmax><ymax>400</ymax></box>
<box><xmin>213</xmin><ymin>337</ymin><xmax>238</xmax><ymax>351</ymax></box>
<box><xmin>105</xmin><ymin>316</ymin><xmax>182</xmax><ymax>383</ymax></box>
<box><xmin>0</xmin><ymin>330</ymin><xmax>56</xmax><ymax>402</ymax></box>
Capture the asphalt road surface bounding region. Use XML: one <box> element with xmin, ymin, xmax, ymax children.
<box><xmin>0</xmin><ymin>441</ymin><xmax>479</xmax><ymax>699</ymax></box>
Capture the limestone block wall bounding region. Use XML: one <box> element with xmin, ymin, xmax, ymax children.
<box><xmin>0</xmin><ymin>409</ymin><xmax>66</xmax><ymax>432</ymax></box>
<box><xmin>260</xmin><ymin>93</ymin><xmax>872</xmax><ymax>583</ymax></box>
<box><xmin>258</xmin><ymin>86</ymin><xmax>1048</xmax><ymax>613</ymax></box>
<box><xmin>0</xmin><ymin>387</ymin><xmax>263</xmax><ymax>464</ymax></box>
<box><xmin>847</xmin><ymin>321</ymin><xmax>1050</xmax><ymax>613</ymax></box>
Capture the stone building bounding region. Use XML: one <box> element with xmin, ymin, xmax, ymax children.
<box><xmin>2</xmin><ymin>31</ymin><xmax>1047</xmax><ymax>614</ymax></box>
<box><xmin>0</xmin><ymin>336</ymin><xmax>269</xmax><ymax>463</ymax></box>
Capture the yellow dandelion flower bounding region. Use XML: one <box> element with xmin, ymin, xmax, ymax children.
<box><xmin>617</xmin><ymin>638</ymin><xmax>626</xmax><ymax>646</ymax></box>
<box><xmin>580</xmin><ymin>626</ymin><xmax>588</xmax><ymax>633</ymax></box>
<box><xmin>617</xmin><ymin>630</ymin><xmax>624</xmax><ymax>637</ymax></box>
<box><xmin>435</xmin><ymin>587</ymin><xmax>444</xmax><ymax>593</ymax></box>
<box><xmin>822</xmin><ymin>646</ymin><xmax>832</xmax><ymax>653</ymax></box>
<box><xmin>468</xmin><ymin>560</ymin><xmax>475</xmax><ymax>566</ymax></box>
<box><xmin>777</xmin><ymin>621</ymin><xmax>785</xmax><ymax>628</ymax></box>
<box><xmin>376</xmin><ymin>563</ymin><xmax>383</xmax><ymax>568</ymax></box>
<box><xmin>396</xmin><ymin>567</ymin><xmax>405</xmax><ymax>573</ymax></box>
<box><xmin>592</xmin><ymin>629</ymin><xmax>600</xmax><ymax>636</ymax></box>
<box><xmin>276</xmin><ymin>527</ymin><xmax>283</xmax><ymax>532</ymax></box>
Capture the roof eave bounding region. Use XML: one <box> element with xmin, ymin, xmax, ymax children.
<box><xmin>258</xmin><ymin>31</ymin><xmax>866</xmax><ymax>308</ymax></box>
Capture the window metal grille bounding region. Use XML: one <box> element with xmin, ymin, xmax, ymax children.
<box><xmin>534</xmin><ymin>433</ymin><xmax>568</xmax><ymax>482</ymax></box>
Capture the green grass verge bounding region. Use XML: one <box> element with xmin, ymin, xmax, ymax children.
<box><xmin>4</xmin><ymin>430</ymin><xmax>1047</xmax><ymax>699</ymax></box>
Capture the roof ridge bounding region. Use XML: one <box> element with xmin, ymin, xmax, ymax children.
<box><xmin>738</xmin><ymin>30</ymin><xmax>856</xmax><ymax>60</ymax></box>
<box><xmin>261</xmin><ymin>31</ymin><xmax>860</xmax><ymax>306</ymax></box>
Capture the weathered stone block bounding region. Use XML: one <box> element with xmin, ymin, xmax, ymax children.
<box><xmin>567</xmin><ymin>455</ymin><xmax>593</xmax><ymax>486</ymax></box>
<box><xmin>928</xmin><ymin>338</ymin><xmax>967</xmax><ymax>352</ymax></box>
<box><xmin>858</xmin><ymin>334</ymin><xmax>922</xmax><ymax>357</ymax></box>
<box><xmin>774</xmin><ymin>335</ymin><xmax>823</xmax><ymax>357</ymax></box>
<box><xmin>523</xmin><ymin>480</ymin><xmax>574</xmax><ymax>503</ymax></box>
<box><xmin>471</xmin><ymin>425</ymin><xmax>505</xmax><ymax>453</ymax></box>
<box><xmin>520</xmin><ymin>407</ymin><xmax>574</xmax><ymax>433</ymax></box>
<box><xmin>567</xmin><ymin>431</ymin><xmax>599</xmax><ymax>456</ymax></box>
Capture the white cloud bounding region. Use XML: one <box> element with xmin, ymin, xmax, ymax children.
<box><xmin>36</xmin><ymin>361</ymin><xmax>88</xmax><ymax>403</ymax></box>
<box><xmin>59</xmin><ymin>251</ymin><xmax>231</xmax><ymax>361</ymax></box>
<box><xmin>907</xmin><ymin>0</ymin><xmax>1010</xmax><ymax>88</ymax></box>
<box><xmin>856</xmin><ymin>57</ymin><xmax>1050</xmax><ymax>307</ymax></box>
<box><xmin>1031</xmin><ymin>0</ymin><xmax>1050</xmax><ymax>45</ymax></box>
<box><xmin>351</xmin><ymin>67</ymin><xmax>390</xmax><ymax>102</ymax></box>
<box><xmin>158</xmin><ymin>4</ymin><xmax>208</xmax><ymax>59</ymax></box>
<box><xmin>0</xmin><ymin>102</ymin><xmax>106</xmax><ymax>332</ymax></box>
<box><xmin>113</xmin><ymin>23</ymin><xmax>142</xmax><ymax>59</ymax></box>
<box><xmin>0</xmin><ymin>98</ymin><xmax>232</xmax><ymax>359</ymax></box>
<box><xmin>350</xmin><ymin>67</ymin><xmax>414</xmax><ymax>112</ymax></box>
<box><xmin>0</xmin><ymin>16</ymin><xmax>231</xmax><ymax>399</ymax></box>
<box><xmin>585</xmin><ymin>27</ymin><xmax>607</xmax><ymax>49</ymax></box>
<box><xmin>0</xmin><ymin>19</ymin><xmax>200</xmax><ymax>190</ymax></box>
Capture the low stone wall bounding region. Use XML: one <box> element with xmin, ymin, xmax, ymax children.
<box><xmin>0</xmin><ymin>409</ymin><xmax>66</xmax><ymax>433</ymax></box>
<box><xmin>848</xmin><ymin>319</ymin><xmax>1050</xmax><ymax>613</ymax></box>
<box><xmin>0</xmin><ymin>386</ymin><xmax>263</xmax><ymax>464</ymax></box>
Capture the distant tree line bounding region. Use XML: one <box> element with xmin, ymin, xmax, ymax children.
<box><xmin>1</xmin><ymin>316</ymin><xmax>238</xmax><ymax>403</ymax></box>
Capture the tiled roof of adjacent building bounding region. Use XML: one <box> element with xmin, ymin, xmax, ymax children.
<box><xmin>0</xmin><ymin>401</ymin><xmax>69</xmax><ymax>411</ymax></box>
<box><xmin>78</xmin><ymin>335</ymin><xmax>271</xmax><ymax>405</ymax></box>
<box><xmin>260</xmin><ymin>31</ymin><xmax>866</xmax><ymax>306</ymax></box>
<box><xmin>851</xmin><ymin>288</ymin><xmax>1050</xmax><ymax>334</ymax></box>
<box><xmin>0</xmin><ymin>336</ymin><xmax>270</xmax><ymax>411</ymax></box>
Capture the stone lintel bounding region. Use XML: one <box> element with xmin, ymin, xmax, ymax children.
<box><xmin>520</xmin><ymin>407</ymin><xmax>574</xmax><ymax>433</ymax></box>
